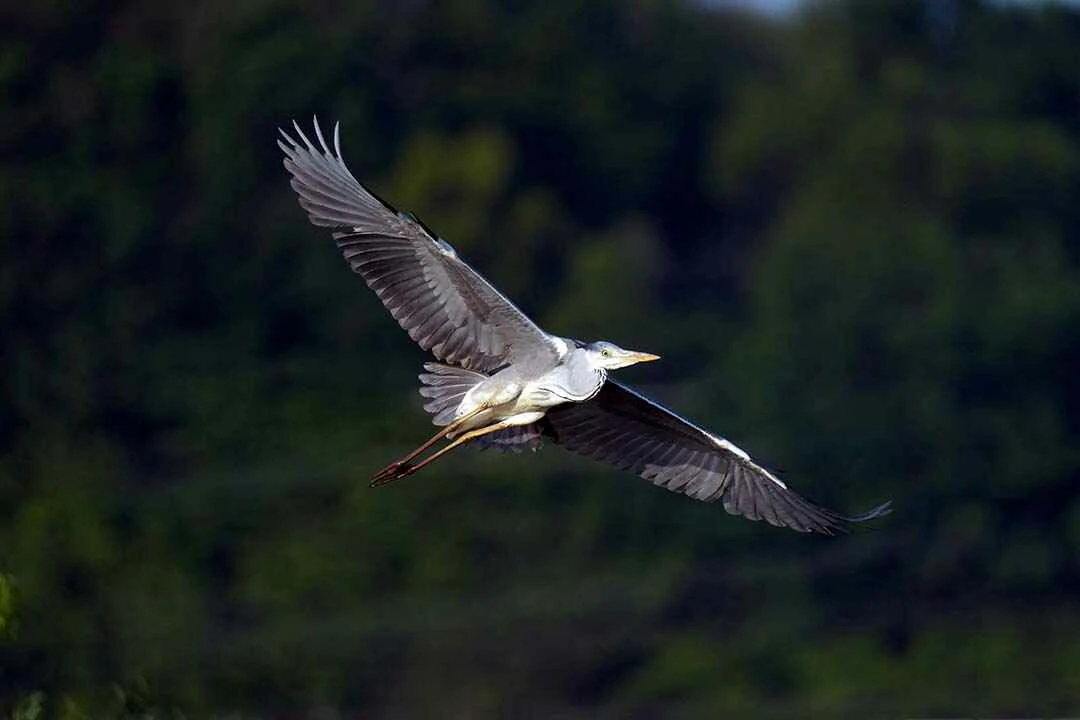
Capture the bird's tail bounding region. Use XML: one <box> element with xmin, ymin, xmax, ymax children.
<box><xmin>417</xmin><ymin>363</ymin><xmax>488</xmax><ymax>426</ymax></box>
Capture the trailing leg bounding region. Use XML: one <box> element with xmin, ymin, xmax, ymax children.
<box><xmin>370</xmin><ymin>405</ymin><xmax>488</xmax><ymax>487</ymax></box>
<box><xmin>375</xmin><ymin>418</ymin><xmax>521</xmax><ymax>483</ymax></box>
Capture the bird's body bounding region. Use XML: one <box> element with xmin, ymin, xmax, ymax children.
<box><xmin>455</xmin><ymin>341</ymin><xmax>607</xmax><ymax>425</ymax></box>
<box><xmin>279</xmin><ymin>119</ymin><xmax>891</xmax><ymax>534</ymax></box>
<box><xmin>420</xmin><ymin>340</ymin><xmax>635</xmax><ymax>446</ymax></box>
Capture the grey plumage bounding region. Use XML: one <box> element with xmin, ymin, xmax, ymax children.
<box><xmin>279</xmin><ymin>120</ymin><xmax>558</xmax><ymax>374</ymax></box>
<box><xmin>279</xmin><ymin>118</ymin><xmax>891</xmax><ymax>534</ymax></box>
<box><xmin>543</xmin><ymin>381</ymin><xmax>889</xmax><ymax>533</ymax></box>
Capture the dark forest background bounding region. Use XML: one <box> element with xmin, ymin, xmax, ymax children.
<box><xmin>3</xmin><ymin>0</ymin><xmax>1080</xmax><ymax>716</ymax></box>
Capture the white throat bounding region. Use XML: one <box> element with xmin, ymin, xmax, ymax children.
<box><xmin>560</xmin><ymin>348</ymin><xmax>608</xmax><ymax>401</ymax></box>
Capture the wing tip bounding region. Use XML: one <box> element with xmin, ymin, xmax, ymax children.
<box><xmin>813</xmin><ymin>499</ymin><xmax>893</xmax><ymax>535</ymax></box>
<box><xmin>278</xmin><ymin>116</ymin><xmax>341</xmax><ymax>158</ymax></box>
<box><xmin>845</xmin><ymin>500</ymin><xmax>894</xmax><ymax>524</ymax></box>
<box><xmin>744</xmin><ymin>488</ymin><xmax>892</xmax><ymax>535</ymax></box>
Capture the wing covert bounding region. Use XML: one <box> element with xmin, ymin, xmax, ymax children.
<box><xmin>543</xmin><ymin>381</ymin><xmax>891</xmax><ymax>534</ymax></box>
<box><xmin>279</xmin><ymin>119</ymin><xmax>559</xmax><ymax>373</ymax></box>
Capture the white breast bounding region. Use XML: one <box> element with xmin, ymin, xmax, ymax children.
<box><xmin>518</xmin><ymin>381</ymin><xmax>566</xmax><ymax>409</ymax></box>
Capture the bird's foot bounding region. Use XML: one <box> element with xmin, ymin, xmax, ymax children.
<box><xmin>370</xmin><ymin>460</ymin><xmax>413</xmax><ymax>487</ymax></box>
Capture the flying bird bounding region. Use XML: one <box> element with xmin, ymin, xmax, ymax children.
<box><xmin>278</xmin><ymin>119</ymin><xmax>891</xmax><ymax>534</ymax></box>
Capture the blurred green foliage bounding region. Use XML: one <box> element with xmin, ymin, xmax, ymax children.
<box><xmin>2</xmin><ymin>0</ymin><xmax>1080</xmax><ymax>716</ymax></box>
<box><xmin>0</xmin><ymin>575</ymin><xmax>12</xmax><ymax>639</ymax></box>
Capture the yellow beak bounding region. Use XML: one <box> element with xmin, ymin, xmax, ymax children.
<box><xmin>627</xmin><ymin>351</ymin><xmax>661</xmax><ymax>364</ymax></box>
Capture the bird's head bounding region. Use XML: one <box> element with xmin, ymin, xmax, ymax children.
<box><xmin>584</xmin><ymin>340</ymin><xmax>661</xmax><ymax>370</ymax></box>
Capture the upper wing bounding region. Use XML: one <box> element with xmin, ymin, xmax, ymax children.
<box><xmin>279</xmin><ymin>119</ymin><xmax>560</xmax><ymax>373</ymax></box>
<box><xmin>543</xmin><ymin>381</ymin><xmax>891</xmax><ymax>534</ymax></box>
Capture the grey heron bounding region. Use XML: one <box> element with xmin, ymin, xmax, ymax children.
<box><xmin>278</xmin><ymin>119</ymin><xmax>891</xmax><ymax>534</ymax></box>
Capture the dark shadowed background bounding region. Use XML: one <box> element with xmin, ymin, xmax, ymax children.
<box><xmin>3</xmin><ymin>0</ymin><xmax>1080</xmax><ymax>717</ymax></box>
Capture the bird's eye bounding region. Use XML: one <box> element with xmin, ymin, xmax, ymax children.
<box><xmin>601</xmin><ymin>348</ymin><xmax>611</xmax><ymax>357</ymax></box>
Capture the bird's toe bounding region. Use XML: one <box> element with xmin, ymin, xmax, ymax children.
<box><xmin>371</xmin><ymin>461</ymin><xmax>410</xmax><ymax>487</ymax></box>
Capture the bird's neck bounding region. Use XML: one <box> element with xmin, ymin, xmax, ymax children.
<box><xmin>564</xmin><ymin>349</ymin><xmax>607</xmax><ymax>401</ymax></box>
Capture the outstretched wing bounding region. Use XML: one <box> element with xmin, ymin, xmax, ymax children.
<box><xmin>543</xmin><ymin>381</ymin><xmax>891</xmax><ymax>534</ymax></box>
<box><xmin>279</xmin><ymin>119</ymin><xmax>560</xmax><ymax>373</ymax></box>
